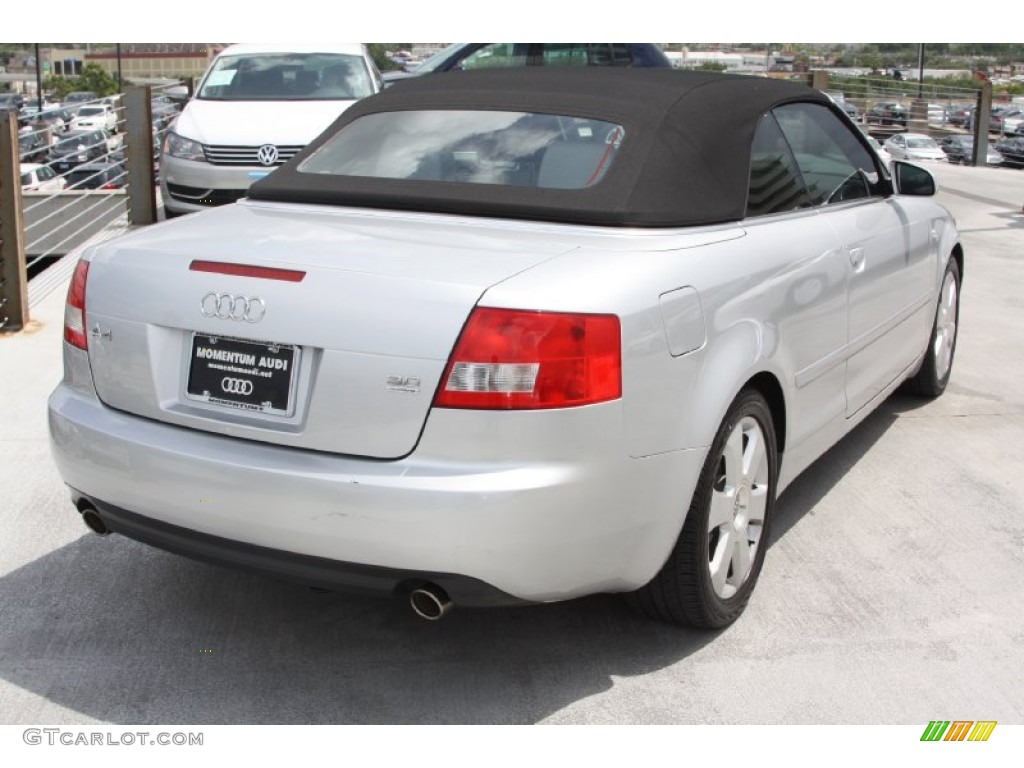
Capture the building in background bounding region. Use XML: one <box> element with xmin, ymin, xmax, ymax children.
<box><xmin>86</xmin><ymin>45</ymin><xmax>220</xmax><ymax>81</ymax></box>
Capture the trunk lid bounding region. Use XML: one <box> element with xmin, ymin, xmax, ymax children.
<box><xmin>83</xmin><ymin>200</ymin><xmax>579</xmax><ymax>458</ymax></box>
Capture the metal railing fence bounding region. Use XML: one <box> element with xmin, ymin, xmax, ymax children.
<box><xmin>0</xmin><ymin>83</ymin><xmax>183</xmax><ymax>332</ymax></box>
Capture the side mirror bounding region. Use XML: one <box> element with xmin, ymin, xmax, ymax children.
<box><xmin>892</xmin><ymin>161</ymin><xmax>935</xmax><ymax>196</ymax></box>
<box><xmin>164</xmin><ymin>85</ymin><xmax>190</xmax><ymax>102</ymax></box>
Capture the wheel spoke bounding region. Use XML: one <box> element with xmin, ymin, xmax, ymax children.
<box><xmin>746</xmin><ymin>484</ymin><xmax>769</xmax><ymax>525</ymax></box>
<box><xmin>708</xmin><ymin>488</ymin><xmax>736</xmax><ymax>530</ymax></box>
<box><xmin>742</xmin><ymin>421</ymin><xmax>768</xmax><ymax>485</ymax></box>
<box><xmin>723</xmin><ymin>426</ymin><xmax>744</xmax><ymax>487</ymax></box>
<box><xmin>731</xmin><ymin>533</ymin><xmax>753</xmax><ymax>586</ymax></box>
<box><xmin>709</xmin><ymin>529</ymin><xmax>733</xmax><ymax>596</ymax></box>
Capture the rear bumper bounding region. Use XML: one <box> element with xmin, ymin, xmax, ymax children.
<box><xmin>49</xmin><ymin>382</ymin><xmax>703</xmax><ymax>603</ymax></box>
<box><xmin>74</xmin><ymin>495</ymin><xmax>525</xmax><ymax>606</ymax></box>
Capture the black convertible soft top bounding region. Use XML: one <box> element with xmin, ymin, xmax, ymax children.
<box><xmin>249</xmin><ymin>68</ymin><xmax>834</xmax><ymax>227</ymax></box>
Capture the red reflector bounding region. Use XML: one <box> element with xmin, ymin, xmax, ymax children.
<box><xmin>189</xmin><ymin>260</ymin><xmax>305</xmax><ymax>282</ymax></box>
<box><xmin>435</xmin><ymin>308</ymin><xmax>621</xmax><ymax>410</ymax></box>
<box><xmin>64</xmin><ymin>259</ymin><xmax>90</xmax><ymax>350</ymax></box>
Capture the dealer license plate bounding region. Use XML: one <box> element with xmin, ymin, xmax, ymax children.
<box><xmin>187</xmin><ymin>334</ymin><xmax>298</xmax><ymax>414</ymax></box>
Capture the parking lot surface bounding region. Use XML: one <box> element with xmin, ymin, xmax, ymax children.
<box><xmin>0</xmin><ymin>162</ymin><xmax>1021</xmax><ymax>725</ymax></box>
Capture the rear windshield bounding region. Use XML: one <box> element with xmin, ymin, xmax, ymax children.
<box><xmin>198</xmin><ymin>53</ymin><xmax>375</xmax><ymax>101</ymax></box>
<box><xmin>298</xmin><ymin>110</ymin><xmax>625</xmax><ymax>189</ymax></box>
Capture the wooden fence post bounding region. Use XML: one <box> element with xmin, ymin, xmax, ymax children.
<box><xmin>0</xmin><ymin>111</ymin><xmax>29</xmax><ymax>333</ymax></box>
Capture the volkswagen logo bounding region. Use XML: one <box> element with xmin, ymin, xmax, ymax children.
<box><xmin>221</xmin><ymin>377</ymin><xmax>254</xmax><ymax>396</ymax></box>
<box><xmin>257</xmin><ymin>144</ymin><xmax>279</xmax><ymax>166</ymax></box>
<box><xmin>200</xmin><ymin>293</ymin><xmax>266</xmax><ymax>323</ymax></box>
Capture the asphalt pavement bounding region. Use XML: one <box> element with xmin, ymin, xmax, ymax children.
<box><xmin>0</xmin><ymin>162</ymin><xmax>1022</xmax><ymax>726</ymax></box>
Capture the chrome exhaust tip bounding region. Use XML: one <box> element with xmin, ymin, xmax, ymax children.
<box><xmin>409</xmin><ymin>584</ymin><xmax>453</xmax><ymax>621</ymax></box>
<box><xmin>81</xmin><ymin>507</ymin><xmax>110</xmax><ymax>536</ymax></box>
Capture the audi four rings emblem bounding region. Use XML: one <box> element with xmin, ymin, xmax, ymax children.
<box><xmin>221</xmin><ymin>377</ymin><xmax>254</xmax><ymax>396</ymax></box>
<box><xmin>201</xmin><ymin>293</ymin><xmax>266</xmax><ymax>323</ymax></box>
<box><xmin>257</xmin><ymin>144</ymin><xmax>279</xmax><ymax>166</ymax></box>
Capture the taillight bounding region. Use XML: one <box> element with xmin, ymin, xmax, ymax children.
<box><xmin>435</xmin><ymin>308</ymin><xmax>621</xmax><ymax>410</ymax></box>
<box><xmin>64</xmin><ymin>259</ymin><xmax>89</xmax><ymax>349</ymax></box>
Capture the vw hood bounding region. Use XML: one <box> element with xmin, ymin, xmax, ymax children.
<box><xmin>172</xmin><ymin>98</ymin><xmax>360</xmax><ymax>146</ymax></box>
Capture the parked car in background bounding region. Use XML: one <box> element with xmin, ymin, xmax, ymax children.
<box><xmin>884</xmin><ymin>132</ymin><xmax>947</xmax><ymax>162</ymax></box>
<box><xmin>160</xmin><ymin>43</ymin><xmax>382</xmax><ymax>217</ymax></box>
<box><xmin>865</xmin><ymin>134</ymin><xmax>892</xmax><ymax>164</ymax></box>
<box><xmin>938</xmin><ymin>135</ymin><xmax>1004</xmax><ymax>166</ymax></box>
<box><xmin>62</xmin><ymin>91</ymin><xmax>98</xmax><ymax>108</ymax></box>
<box><xmin>0</xmin><ymin>92</ymin><xmax>25</xmax><ymax>112</ymax></box>
<box><xmin>1000</xmin><ymin>108</ymin><xmax>1024</xmax><ymax>135</ymax></box>
<box><xmin>67</xmin><ymin>159</ymin><xmax>126</xmax><ymax>190</ymax></box>
<box><xmin>927</xmin><ymin>103</ymin><xmax>947</xmax><ymax>124</ymax></box>
<box><xmin>867</xmin><ymin>101</ymin><xmax>908</xmax><ymax>126</ymax></box>
<box><xmin>18</xmin><ymin>130</ymin><xmax>48</xmax><ymax>162</ymax></box>
<box><xmin>51</xmin><ymin>69</ymin><xmax>962</xmax><ymax>630</ymax></box>
<box><xmin>994</xmin><ymin>136</ymin><xmax>1024</xmax><ymax>167</ymax></box>
<box><xmin>822</xmin><ymin>91</ymin><xmax>861</xmax><ymax>122</ymax></box>
<box><xmin>45</xmin><ymin>105</ymin><xmax>76</xmax><ymax>127</ymax></box>
<box><xmin>970</xmin><ymin>105</ymin><xmax>1011</xmax><ymax>133</ymax></box>
<box><xmin>47</xmin><ymin>129</ymin><xmax>111</xmax><ymax>173</ymax></box>
<box><xmin>150</xmin><ymin>93</ymin><xmax>181</xmax><ymax>131</ymax></box>
<box><xmin>21</xmin><ymin>105</ymin><xmax>67</xmax><ymax>134</ymax></box>
<box><xmin>384</xmin><ymin>43</ymin><xmax>671</xmax><ymax>84</ymax></box>
<box><xmin>946</xmin><ymin>104</ymin><xmax>974</xmax><ymax>127</ymax></box>
<box><xmin>71</xmin><ymin>103</ymin><xmax>118</xmax><ymax>133</ymax></box>
<box><xmin>20</xmin><ymin>162</ymin><xmax>67</xmax><ymax>192</ymax></box>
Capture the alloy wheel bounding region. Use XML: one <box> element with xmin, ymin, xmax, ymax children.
<box><xmin>706</xmin><ymin>415</ymin><xmax>770</xmax><ymax>599</ymax></box>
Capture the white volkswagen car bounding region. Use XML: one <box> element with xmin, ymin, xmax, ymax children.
<box><xmin>50</xmin><ymin>69</ymin><xmax>962</xmax><ymax>628</ymax></box>
<box><xmin>160</xmin><ymin>43</ymin><xmax>381</xmax><ymax>217</ymax></box>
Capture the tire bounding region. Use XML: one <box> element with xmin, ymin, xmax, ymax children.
<box><xmin>904</xmin><ymin>257</ymin><xmax>960</xmax><ymax>398</ymax></box>
<box><xmin>628</xmin><ymin>389</ymin><xmax>778</xmax><ymax>629</ymax></box>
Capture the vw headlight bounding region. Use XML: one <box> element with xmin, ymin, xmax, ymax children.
<box><xmin>164</xmin><ymin>131</ymin><xmax>206</xmax><ymax>162</ymax></box>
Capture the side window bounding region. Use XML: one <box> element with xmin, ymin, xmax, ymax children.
<box><xmin>608</xmin><ymin>44</ymin><xmax>634</xmax><ymax>65</ymax></box>
<box><xmin>458</xmin><ymin>44</ymin><xmax>529</xmax><ymax>70</ymax></box>
<box><xmin>539</xmin><ymin>44</ymin><xmax>592</xmax><ymax>67</ymax></box>
<box><xmin>746</xmin><ymin>112</ymin><xmax>814</xmax><ymax>217</ymax></box>
<box><xmin>773</xmin><ymin>102</ymin><xmax>882</xmax><ymax>206</ymax></box>
<box><xmin>538</xmin><ymin>44</ymin><xmax>635</xmax><ymax>67</ymax></box>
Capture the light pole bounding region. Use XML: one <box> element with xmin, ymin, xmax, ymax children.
<box><xmin>34</xmin><ymin>44</ymin><xmax>42</xmax><ymax>110</ymax></box>
<box><xmin>917</xmin><ymin>44</ymin><xmax>925</xmax><ymax>100</ymax></box>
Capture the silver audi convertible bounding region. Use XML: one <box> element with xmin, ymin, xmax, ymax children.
<box><xmin>48</xmin><ymin>69</ymin><xmax>962</xmax><ymax>627</ymax></box>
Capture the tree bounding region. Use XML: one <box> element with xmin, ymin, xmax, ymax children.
<box><xmin>44</xmin><ymin>63</ymin><xmax>120</xmax><ymax>99</ymax></box>
<box><xmin>75</xmin><ymin>63</ymin><xmax>120</xmax><ymax>96</ymax></box>
<box><xmin>366</xmin><ymin>44</ymin><xmax>413</xmax><ymax>73</ymax></box>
